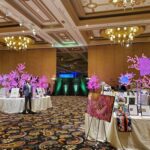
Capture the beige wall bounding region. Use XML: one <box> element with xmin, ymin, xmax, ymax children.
<box><xmin>0</xmin><ymin>49</ymin><xmax>56</xmax><ymax>80</ymax></box>
<box><xmin>88</xmin><ymin>43</ymin><xmax>150</xmax><ymax>86</ymax></box>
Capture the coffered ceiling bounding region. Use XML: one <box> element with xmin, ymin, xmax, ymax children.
<box><xmin>0</xmin><ymin>0</ymin><xmax>149</xmax><ymax>74</ymax></box>
<box><xmin>0</xmin><ymin>0</ymin><xmax>149</xmax><ymax>50</ymax></box>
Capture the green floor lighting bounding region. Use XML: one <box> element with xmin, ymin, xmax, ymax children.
<box><xmin>81</xmin><ymin>79</ymin><xmax>88</xmax><ymax>95</ymax></box>
<box><xmin>64</xmin><ymin>84</ymin><xmax>68</xmax><ymax>95</ymax></box>
<box><xmin>73</xmin><ymin>84</ymin><xmax>79</xmax><ymax>95</ymax></box>
<box><xmin>55</xmin><ymin>78</ymin><xmax>62</xmax><ymax>95</ymax></box>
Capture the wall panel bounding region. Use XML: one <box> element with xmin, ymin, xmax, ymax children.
<box><xmin>0</xmin><ymin>49</ymin><xmax>56</xmax><ymax>80</ymax></box>
<box><xmin>88</xmin><ymin>43</ymin><xmax>150</xmax><ymax>86</ymax></box>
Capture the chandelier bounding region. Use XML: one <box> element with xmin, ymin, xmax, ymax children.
<box><xmin>110</xmin><ymin>0</ymin><xmax>145</xmax><ymax>8</ymax></box>
<box><xmin>101</xmin><ymin>26</ymin><xmax>144</xmax><ymax>45</ymax></box>
<box><xmin>4</xmin><ymin>36</ymin><xmax>33</xmax><ymax>50</ymax></box>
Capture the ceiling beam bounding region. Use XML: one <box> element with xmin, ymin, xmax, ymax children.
<box><xmin>43</xmin><ymin>0</ymin><xmax>87</xmax><ymax>46</ymax></box>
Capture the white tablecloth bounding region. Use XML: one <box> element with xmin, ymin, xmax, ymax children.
<box><xmin>0</xmin><ymin>96</ymin><xmax>52</xmax><ymax>113</ymax></box>
<box><xmin>0</xmin><ymin>98</ymin><xmax>25</xmax><ymax>113</ymax></box>
<box><xmin>85</xmin><ymin>113</ymin><xmax>150</xmax><ymax>150</ymax></box>
<box><xmin>32</xmin><ymin>96</ymin><xmax>52</xmax><ymax>112</ymax></box>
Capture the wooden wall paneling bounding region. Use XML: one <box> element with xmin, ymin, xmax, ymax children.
<box><xmin>0</xmin><ymin>49</ymin><xmax>56</xmax><ymax>80</ymax></box>
<box><xmin>88</xmin><ymin>43</ymin><xmax>150</xmax><ymax>86</ymax></box>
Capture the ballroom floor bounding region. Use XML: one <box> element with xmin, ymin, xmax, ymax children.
<box><xmin>0</xmin><ymin>96</ymin><xmax>116</xmax><ymax>150</ymax></box>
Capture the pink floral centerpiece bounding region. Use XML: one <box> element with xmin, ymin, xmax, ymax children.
<box><xmin>87</xmin><ymin>75</ymin><xmax>101</xmax><ymax>101</ymax></box>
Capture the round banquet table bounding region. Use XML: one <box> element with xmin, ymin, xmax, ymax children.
<box><xmin>0</xmin><ymin>96</ymin><xmax>52</xmax><ymax>113</ymax></box>
<box><xmin>0</xmin><ymin>97</ymin><xmax>24</xmax><ymax>113</ymax></box>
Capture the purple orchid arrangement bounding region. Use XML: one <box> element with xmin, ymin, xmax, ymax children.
<box><xmin>0</xmin><ymin>63</ymin><xmax>49</xmax><ymax>90</ymax></box>
<box><xmin>87</xmin><ymin>75</ymin><xmax>101</xmax><ymax>91</ymax></box>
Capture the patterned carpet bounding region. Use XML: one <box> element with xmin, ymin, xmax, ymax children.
<box><xmin>0</xmin><ymin>96</ymin><xmax>116</xmax><ymax>150</ymax></box>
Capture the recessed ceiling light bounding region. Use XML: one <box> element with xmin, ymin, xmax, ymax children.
<box><xmin>87</xmin><ymin>3</ymin><xmax>97</xmax><ymax>9</ymax></box>
<box><xmin>90</xmin><ymin>36</ymin><xmax>94</xmax><ymax>39</ymax></box>
<box><xmin>32</xmin><ymin>29</ymin><xmax>36</xmax><ymax>36</ymax></box>
<box><xmin>60</xmin><ymin>33</ymin><xmax>65</xmax><ymax>36</ymax></box>
<box><xmin>19</xmin><ymin>21</ymin><xmax>23</xmax><ymax>27</ymax></box>
<box><xmin>126</xmin><ymin>43</ymin><xmax>130</xmax><ymax>47</ymax></box>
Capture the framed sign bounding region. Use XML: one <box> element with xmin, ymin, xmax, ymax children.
<box><xmin>128</xmin><ymin>105</ymin><xmax>138</xmax><ymax>116</ymax></box>
<box><xmin>141</xmin><ymin>105</ymin><xmax>150</xmax><ymax>116</ymax></box>
<box><xmin>87</xmin><ymin>95</ymin><xmax>115</xmax><ymax>122</ymax></box>
<box><xmin>129</xmin><ymin>97</ymin><xmax>136</xmax><ymax>105</ymax></box>
<box><xmin>36</xmin><ymin>88</ymin><xmax>43</xmax><ymax>95</ymax></box>
<box><xmin>10</xmin><ymin>88</ymin><xmax>20</xmax><ymax>98</ymax></box>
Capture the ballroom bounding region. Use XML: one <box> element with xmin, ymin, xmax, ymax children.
<box><xmin>0</xmin><ymin>0</ymin><xmax>150</xmax><ymax>149</ymax></box>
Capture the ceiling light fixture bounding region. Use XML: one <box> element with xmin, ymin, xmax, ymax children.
<box><xmin>4</xmin><ymin>36</ymin><xmax>33</xmax><ymax>50</ymax></box>
<box><xmin>87</xmin><ymin>3</ymin><xmax>97</xmax><ymax>9</ymax></box>
<box><xmin>126</xmin><ymin>43</ymin><xmax>130</xmax><ymax>47</ymax></box>
<box><xmin>5</xmin><ymin>10</ymin><xmax>11</xmax><ymax>17</ymax></box>
<box><xmin>101</xmin><ymin>26</ymin><xmax>144</xmax><ymax>45</ymax></box>
<box><xmin>32</xmin><ymin>29</ymin><xmax>36</xmax><ymax>36</ymax></box>
<box><xmin>90</xmin><ymin>36</ymin><xmax>94</xmax><ymax>39</ymax></box>
<box><xmin>111</xmin><ymin>0</ymin><xmax>145</xmax><ymax>9</ymax></box>
<box><xmin>19</xmin><ymin>20</ymin><xmax>24</xmax><ymax>27</ymax></box>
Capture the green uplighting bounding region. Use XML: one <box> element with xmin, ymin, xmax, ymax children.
<box><xmin>55</xmin><ymin>78</ymin><xmax>62</xmax><ymax>95</ymax></box>
<box><xmin>73</xmin><ymin>84</ymin><xmax>79</xmax><ymax>95</ymax></box>
<box><xmin>81</xmin><ymin>79</ymin><xmax>88</xmax><ymax>95</ymax></box>
<box><xmin>64</xmin><ymin>84</ymin><xmax>68</xmax><ymax>95</ymax></box>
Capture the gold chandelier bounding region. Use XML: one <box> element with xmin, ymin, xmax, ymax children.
<box><xmin>4</xmin><ymin>36</ymin><xmax>33</xmax><ymax>50</ymax></box>
<box><xmin>101</xmin><ymin>26</ymin><xmax>144</xmax><ymax>45</ymax></box>
<box><xmin>110</xmin><ymin>0</ymin><xmax>145</xmax><ymax>8</ymax></box>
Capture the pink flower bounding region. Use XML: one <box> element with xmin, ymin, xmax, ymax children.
<box><xmin>17</xmin><ymin>63</ymin><xmax>25</xmax><ymax>73</ymax></box>
<box><xmin>38</xmin><ymin>76</ymin><xmax>48</xmax><ymax>88</ymax></box>
<box><xmin>87</xmin><ymin>75</ymin><xmax>101</xmax><ymax>91</ymax></box>
<box><xmin>9</xmin><ymin>71</ymin><xmax>19</xmax><ymax>79</ymax></box>
<box><xmin>0</xmin><ymin>63</ymin><xmax>49</xmax><ymax>90</ymax></box>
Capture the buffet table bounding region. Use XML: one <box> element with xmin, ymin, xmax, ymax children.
<box><xmin>0</xmin><ymin>96</ymin><xmax>52</xmax><ymax>113</ymax></box>
<box><xmin>85</xmin><ymin>113</ymin><xmax>150</xmax><ymax>150</ymax></box>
